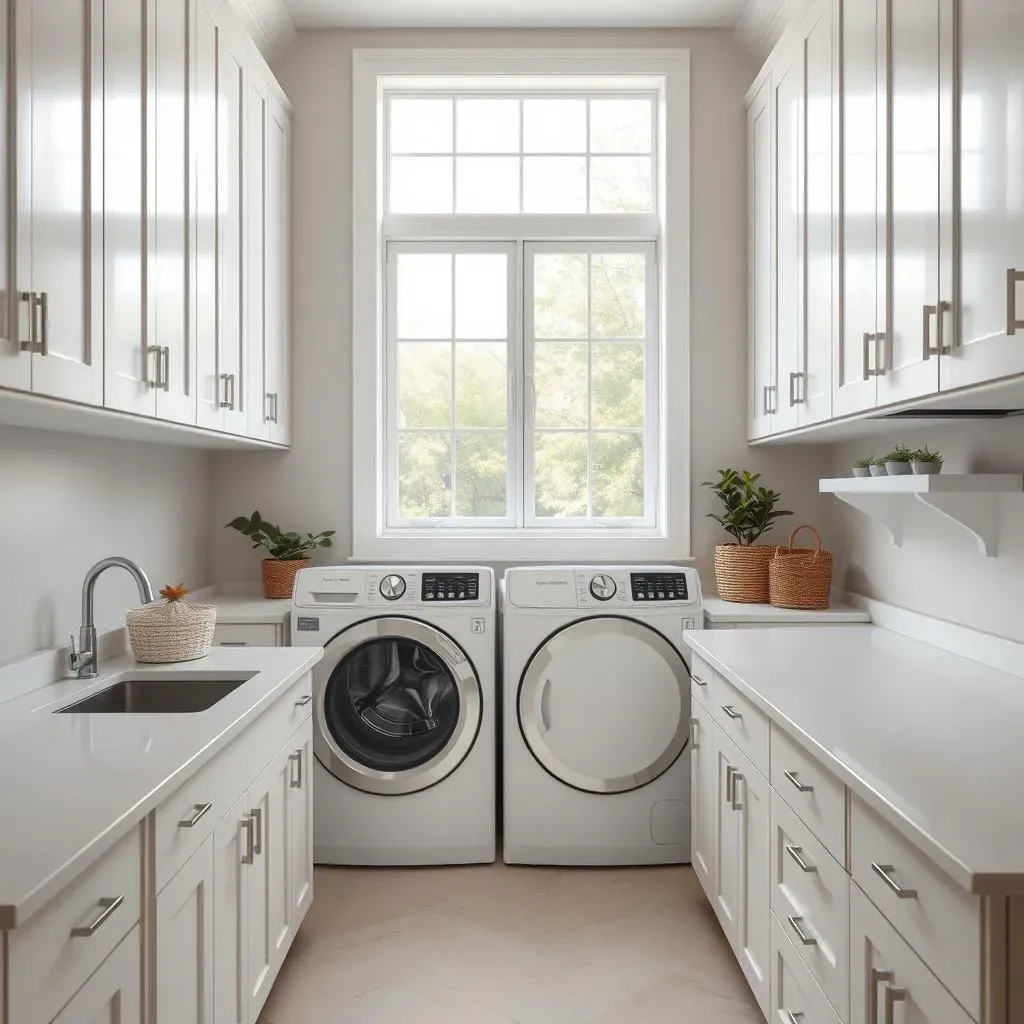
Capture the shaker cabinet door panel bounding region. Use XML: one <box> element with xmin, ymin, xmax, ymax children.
<box><xmin>265</xmin><ymin>97</ymin><xmax>291</xmax><ymax>446</ymax></box>
<box><xmin>690</xmin><ymin>700</ymin><xmax>717</xmax><ymax>899</ymax></box>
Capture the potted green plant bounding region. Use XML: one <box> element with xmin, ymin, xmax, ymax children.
<box><xmin>910</xmin><ymin>446</ymin><xmax>943</xmax><ymax>475</ymax></box>
<box><xmin>225</xmin><ymin>511</ymin><xmax>336</xmax><ymax>599</ymax></box>
<box><xmin>701</xmin><ymin>469</ymin><xmax>792</xmax><ymax>604</ymax></box>
<box><xmin>869</xmin><ymin>456</ymin><xmax>888</xmax><ymax>477</ymax></box>
<box><xmin>852</xmin><ymin>456</ymin><xmax>873</xmax><ymax>478</ymax></box>
<box><xmin>884</xmin><ymin>444</ymin><xmax>914</xmax><ymax>476</ymax></box>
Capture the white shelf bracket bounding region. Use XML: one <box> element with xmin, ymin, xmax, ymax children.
<box><xmin>916</xmin><ymin>493</ymin><xmax>999</xmax><ymax>557</ymax></box>
<box><xmin>833</xmin><ymin>494</ymin><xmax>905</xmax><ymax>547</ymax></box>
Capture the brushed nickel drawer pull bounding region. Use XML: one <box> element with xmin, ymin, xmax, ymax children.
<box><xmin>689</xmin><ymin>716</ymin><xmax>698</xmax><ymax>749</ymax></box>
<box><xmin>787</xmin><ymin>914</ymin><xmax>817</xmax><ymax>947</ymax></box>
<box><xmin>731</xmin><ymin>771</ymin><xmax>744</xmax><ymax>811</ymax></box>
<box><xmin>250</xmin><ymin>806</ymin><xmax>263</xmax><ymax>855</ymax></box>
<box><xmin>725</xmin><ymin>764</ymin><xmax>737</xmax><ymax>804</ymax></box>
<box><xmin>241</xmin><ymin>815</ymin><xmax>255</xmax><ymax>864</ymax></box>
<box><xmin>871</xmin><ymin>861</ymin><xmax>917</xmax><ymax>899</ymax></box>
<box><xmin>289</xmin><ymin>749</ymin><xmax>303</xmax><ymax>788</ymax></box>
<box><xmin>870</xmin><ymin>969</ymin><xmax>894</xmax><ymax>1024</ymax></box>
<box><xmin>295</xmin><ymin>694</ymin><xmax>312</xmax><ymax>707</ymax></box>
<box><xmin>786</xmin><ymin>844</ymin><xmax>817</xmax><ymax>873</ymax></box>
<box><xmin>721</xmin><ymin>704</ymin><xmax>742</xmax><ymax>720</ymax></box>
<box><xmin>71</xmin><ymin>895</ymin><xmax>124</xmax><ymax>937</ymax></box>
<box><xmin>885</xmin><ymin>986</ymin><xmax>907</xmax><ymax>1024</ymax></box>
<box><xmin>18</xmin><ymin>291</ymin><xmax>38</xmax><ymax>352</ymax></box>
<box><xmin>692</xmin><ymin>674</ymin><xmax>706</xmax><ymax>688</ymax></box>
<box><xmin>783</xmin><ymin>769</ymin><xmax>813</xmax><ymax>793</ymax></box>
<box><xmin>179</xmin><ymin>801</ymin><xmax>213</xmax><ymax>828</ymax></box>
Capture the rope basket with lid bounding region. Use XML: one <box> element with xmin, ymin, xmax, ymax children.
<box><xmin>126</xmin><ymin>584</ymin><xmax>217</xmax><ymax>664</ymax></box>
<box><xmin>768</xmin><ymin>525</ymin><xmax>834</xmax><ymax>611</ymax></box>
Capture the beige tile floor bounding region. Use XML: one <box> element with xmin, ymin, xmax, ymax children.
<box><xmin>259</xmin><ymin>863</ymin><xmax>763</xmax><ymax>1024</ymax></box>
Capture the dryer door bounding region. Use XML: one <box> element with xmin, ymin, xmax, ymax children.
<box><xmin>518</xmin><ymin>616</ymin><xmax>690</xmax><ymax>794</ymax></box>
<box><xmin>314</xmin><ymin>617</ymin><xmax>482</xmax><ymax>795</ymax></box>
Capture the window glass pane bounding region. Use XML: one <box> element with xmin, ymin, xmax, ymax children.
<box><xmin>591</xmin><ymin>253</ymin><xmax>646</xmax><ymax>338</ymax></box>
<box><xmin>389</xmin><ymin>98</ymin><xmax>453</xmax><ymax>153</ymax></box>
<box><xmin>533</xmin><ymin>253</ymin><xmax>587</xmax><ymax>338</ymax></box>
<box><xmin>523</xmin><ymin>98</ymin><xmax>586</xmax><ymax>152</ymax></box>
<box><xmin>390</xmin><ymin>157</ymin><xmax>453</xmax><ymax>214</ymax></box>
<box><xmin>455</xmin><ymin>254</ymin><xmax>507</xmax><ymax>338</ymax></box>
<box><xmin>592</xmin><ymin>434</ymin><xmax>644</xmax><ymax>517</ymax></box>
<box><xmin>398</xmin><ymin>342</ymin><xmax>451</xmax><ymax>428</ymax></box>
<box><xmin>534</xmin><ymin>342</ymin><xmax>587</xmax><ymax>428</ymax></box>
<box><xmin>456</xmin><ymin>157</ymin><xmax>519</xmax><ymax>214</ymax></box>
<box><xmin>534</xmin><ymin>433</ymin><xmax>588</xmax><ymax>517</ymax></box>
<box><xmin>397</xmin><ymin>253</ymin><xmax>452</xmax><ymax>338</ymax></box>
<box><xmin>398</xmin><ymin>433</ymin><xmax>451</xmax><ymax>517</ymax></box>
<box><xmin>455</xmin><ymin>342</ymin><xmax>506</xmax><ymax>427</ymax></box>
<box><xmin>589</xmin><ymin>99</ymin><xmax>653</xmax><ymax>154</ymax></box>
<box><xmin>591</xmin><ymin>343</ymin><xmax>644</xmax><ymax>428</ymax></box>
<box><xmin>456</xmin><ymin>99</ymin><xmax>519</xmax><ymax>153</ymax></box>
<box><xmin>455</xmin><ymin>433</ymin><xmax>507</xmax><ymax>516</ymax></box>
<box><xmin>590</xmin><ymin>157</ymin><xmax>652</xmax><ymax>213</ymax></box>
<box><xmin>523</xmin><ymin>157</ymin><xmax>587</xmax><ymax>213</ymax></box>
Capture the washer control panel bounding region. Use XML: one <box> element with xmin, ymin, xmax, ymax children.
<box><xmin>422</xmin><ymin>572</ymin><xmax>481</xmax><ymax>603</ymax></box>
<box><xmin>630</xmin><ymin>572</ymin><xmax>689</xmax><ymax>603</ymax></box>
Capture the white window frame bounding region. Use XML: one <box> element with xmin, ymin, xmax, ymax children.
<box><xmin>352</xmin><ymin>49</ymin><xmax>691</xmax><ymax>562</ymax></box>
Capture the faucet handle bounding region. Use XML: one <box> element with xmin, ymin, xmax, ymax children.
<box><xmin>69</xmin><ymin>634</ymin><xmax>81</xmax><ymax>670</ymax></box>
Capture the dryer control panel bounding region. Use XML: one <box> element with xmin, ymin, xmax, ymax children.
<box><xmin>292</xmin><ymin>566</ymin><xmax>494</xmax><ymax>609</ymax></box>
<box><xmin>630</xmin><ymin>572</ymin><xmax>689</xmax><ymax>602</ymax></box>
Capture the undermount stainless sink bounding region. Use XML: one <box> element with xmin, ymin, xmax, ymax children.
<box><xmin>55</xmin><ymin>672</ymin><xmax>257</xmax><ymax>714</ymax></box>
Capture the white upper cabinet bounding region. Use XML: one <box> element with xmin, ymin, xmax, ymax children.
<box><xmin>13</xmin><ymin>0</ymin><xmax>103</xmax><ymax>406</ymax></box>
<box><xmin>245</xmin><ymin>68</ymin><xmax>270</xmax><ymax>441</ymax></box>
<box><xmin>0</xmin><ymin>0</ymin><xmax>18</xmax><ymax>392</ymax></box>
<box><xmin>265</xmin><ymin>94</ymin><xmax>292</xmax><ymax>446</ymax></box>
<box><xmin>946</xmin><ymin>0</ymin><xmax>1024</xmax><ymax>390</ymax></box>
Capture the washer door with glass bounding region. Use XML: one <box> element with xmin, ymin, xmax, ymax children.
<box><xmin>518</xmin><ymin>617</ymin><xmax>690</xmax><ymax>794</ymax></box>
<box><xmin>314</xmin><ymin>617</ymin><xmax>482</xmax><ymax>795</ymax></box>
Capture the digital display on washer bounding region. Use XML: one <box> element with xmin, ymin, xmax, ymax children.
<box><xmin>630</xmin><ymin>572</ymin><xmax>689</xmax><ymax>602</ymax></box>
<box><xmin>422</xmin><ymin>572</ymin><xmax>480</xmax><ymax>602</ymax></box>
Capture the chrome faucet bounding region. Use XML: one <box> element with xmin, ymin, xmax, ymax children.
<box><xmin>69</xmin><ymin>557</ymin><xmax>155</xmax><ymax>679</ymax></box>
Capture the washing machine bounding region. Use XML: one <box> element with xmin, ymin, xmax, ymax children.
<box><xmin>292</xmin><ymin>565</ymin><xmax>496</xmax><ymax>865</ymax></box>
<box><xmin>501</xmin><ymin>565</ymin><xmax>703</xmax><ymax>866</ymax></box>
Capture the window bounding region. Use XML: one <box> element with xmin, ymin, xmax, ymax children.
<box><xmin>353</xmin><ymin>51</ymin><xmax>690</xmax><ymax>560</ymax></box>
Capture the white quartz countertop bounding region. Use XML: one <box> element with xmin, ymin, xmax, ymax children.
<box><xmin>685</xmin><ymin>626</ymin><xmax>1024</xmax><ymax>895</ymax></box>
<box><xmin>703</xmin><ymin>596</ymin><xmax>869</xmax><ymax>624</ymax></box>
<box><xmin>0</xmin><ymin>645</ymin><xmax>322</xmax><ymax>928</ymax></box>
<box><xmin>206</xmin><ymin>593</ymin><xmax>292</xmax><ymax>624</ymax></box>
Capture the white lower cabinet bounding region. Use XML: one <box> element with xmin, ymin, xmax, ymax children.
<box><xmin>213</xmin><ymin>795</ymin><xmax>250</xmax><ymax>1024</ymax></box>
<box><xmin>51</xmin><ymin>926</ymin><xmax>142</xmax><ymax>1024</ymax></box>
<box><xmin>287</xmin><ymin>733</ymin><xmax>314</xmax><ymax>924</ymax></box>
<box><xmin>771</xmin><ymin>915</ymin><xmax>841</xmax><ymax>1024</ymax></box>
<box><xmin>690</xmin><ymin>698</ymin><xmax>716</xmax><ymax>898</ymax></box>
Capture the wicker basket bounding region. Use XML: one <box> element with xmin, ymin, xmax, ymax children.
<box><xmin>126</xmin><ymin>601</ymin><xmax>217</xmax><ymax>664</ymax></box>
<box><xmin>713</xmin><ymin>544</ymin><xmax>776</xmax><ymax>603</ymax></box>
<box><xmin>769</xmin><ymin>525</ymin><xmax>834</xmax><ymax>610</ymax></box>
<box><xmin>261</xmin><ymin>558</ymin><xmax>310</xmax><ymax>599</ymax></box>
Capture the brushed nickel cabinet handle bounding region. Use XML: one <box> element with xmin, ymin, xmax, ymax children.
<box><xmin>689</xmin><ymin>716</ymin><xmax>699</xmax><ymax>749</ymax></box>
<box><xmin>71</xmin><ymin>895</ymin><xmax>124</xmax><ymax>937</ymax></box>
<box><xmin>725</xmin><ymin>764</ymin><xmax>737</xmax><ymax>804</ymax></box>
<box><xmin>36</xmin><ymin>292</ymin><xmax>49</xmax><ymax>356</ymax></box>
<box><xmin>289</xmin><ymin>749</ymin><xmax>303</xmax><ymax>788</ymax></box>
<box><xmin>937</xmin><ymin>300</ymin><xmax>952</xmax><ymax>353</ymax></box>
<box><xmin>1007</xmin><ymin>268</ymin><xmax>1024</xmax><ymax>335</ymax></box>
<box><xmin>241</xmin><ymin>815</ymin><xmax>255</xmax><ymax>864</ymax></box>
<box><xmin>862</xmin><ymin>332</ymin><xmax>874</xmax><ymax>379</ymax></box>
<box><xmin>178</xmin><ymin>801</ymin><xmax>213</xmax><ymax>828</ymax></box>
<box><xmin>922</xmin><ymin>304</ymin><xmax>937</xmax><ymax>359</ymax></box>
<box><xmin>874</xmin><ymin>331</ymin><xmax>887</xmax><ymax>374</ymax></box>
<box><xmin>783</xmin><ymin>769</ymin><xmax>813</xmax><ymax>793</ymax></box>
<box><xmin>160</xmin><ymin>347</ymin><xmax>170</xmax><ymax>391</ymax></box>
<box><xmin>871</xmin><ymin>861</ymin><xmax>917</xmax><ymax>898</ymax></box>
<box><xmin>762</xmin><ymin>384</ymin><xmax>777</xmax><ymax>415</ymax></box>
<box><xmin>870</xmin><ymin>969</ymin><xmax>895</xmax><ymax>1024</ymax></box>
<box><xmin>786</xmin><ymin>844</ymin><xmax>817</xmax><ymax>873</ymax></box>
<box><xmin>147</xmin><ymin>347</ymin><xmax>159</xmax><ymax>389</ymax></box>
<box><xmin>295</xmin><ymin>694</ymin><xmax>312</xmax><ymax>707</ymax></box>
<box><xmin>250</xmin><ymin>806</ymin><xmax>263</xmax><ymax>855</ymax></box>
<box><xmin>884</xmin><ymin>986</ymin><xmax>908</xmax><ymax>1024</ymax></box>
<box><xmin>219</xmin><ymin>373</ymin><xmax>236</xmax><ymax>409</ymax></box>
<box><xmin>692</xmin><ymin>674</ymin><xmax>706</xmax><ymax>688</ymax></box>
<box><xmin>787</xmin><ymin>914</ymin><xmax>817</xmax><ymax>946</ymax></box>
<box><xmin>721</xmin><ymin>704</ymin><xmax>742</xmax><ymax>720</ymax></box>
<box><xmin>19</xmin><ymin>291</ymin><xmax>39</xmax><ymax>352</ymax></box>
<box><xmin>789</xmin><ymin>371</ymin><xmax>805</xmax><ymax>405</ymax></box>
<box><xmin>731</xmin><ymin>771</ymin><xmax>744</xmax><ymax>810</ymax></box>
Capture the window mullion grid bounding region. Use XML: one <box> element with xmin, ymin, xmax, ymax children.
<box><xmin>585</xmin><ymin>97</ymin><xmax>591</xmax><ymax>214</ymax></box>
<box><xmin>514</xmin><ymin>239</ymin><xmax>526</xmax><ymax>528</ymax></box>
<box><xmin>449</xmin><ymin>253</ymin><xmax>457</xmax><ymax>517</ymax></box>
<box><xmin>586</xmin><ymin>252</ymin><xmax>594</xmax><ymax>518</ymax></box>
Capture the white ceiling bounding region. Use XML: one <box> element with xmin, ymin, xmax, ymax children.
<box><xmin>286</xmin><ymin>0</ymin><xmax>747</xmax><ymax>29</ymax></box>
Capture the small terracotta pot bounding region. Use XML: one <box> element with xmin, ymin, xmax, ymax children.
<box><xmin>713</xmin><ymin>544</ymin><xmax>776</xmax><ymax>604</ymax></box>
<box><xmin>261</xmin><ymin>558</ymin><xmax>310</xmax><ymax>600</ymax></box>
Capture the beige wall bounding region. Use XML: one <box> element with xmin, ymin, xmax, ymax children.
<box><xmin>210</xmin><ymin>27</ymin><xmax>837</xmax><ymax>584</ymax></box>
<box><xmin>831</xmin><ymin>418</ymin><xmax>1024</xmax><ymax>641</ymax></box>
<box><xmin>0</xmin><ymin>427</ymin><xmax>212</xmax><ymax>663</ymax></box>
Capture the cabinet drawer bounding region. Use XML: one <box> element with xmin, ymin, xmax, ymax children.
<box><xmin>850</xmin><ymin>884</ymin><xmax>973</xmax><ymax>1024</ymax></box>
<box><xmin>771</xmin><ymin>914</ymin><xmax>842</xmax><ymax>1024</ymax></box>
<box><xmin>771</xmin><ymin>725</ymin><xmax>846</xmax><ymax>864</ymax></box>
<box><xmin>712</xmin><ymin>672</ymin><xmax>769</xmax><ymax>775</ymax></box>
<box><xmin>771</xmin><ymin>792</ymin><xmax>850</xmax><ymax>1020</ymax></box>
<box><xmin>213</xmin><ymin>622</ymin><xmax>283</xmax><ymax>647</ymax></box>
<box><xmin>850</xmin><ymin>796</ymin><xmax>980</xmax><ymax>1019</ymax></box>
<box><xmin>9</xmin><ymin>826</ymin><xmax>142</xmax><ymax>1024</ymax></box>
<box><xmin>690</xmin><ymin>653</ymin><xmax>713</xmax><ymax>707</ymax></box>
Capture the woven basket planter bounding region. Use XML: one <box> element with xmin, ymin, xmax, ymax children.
<box><xmin>126</xmin><ymin>602</ymin><xmax>217</xmax><ymax>664</ymax></box>
<box><xmin>713</xmin><ymin>544</ymin><xmax>776</xmax><ymax>603</ymax></box>
<box><xmin>769</xmin><ymin>525</ymin><xmax>834</xmax><ymax>610</ymax></box>
<box><xmin>262</xmin><ymin>558</ymin><xmax>310</xmax><ymax>599</ymax></box>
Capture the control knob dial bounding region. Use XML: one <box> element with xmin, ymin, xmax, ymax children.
<box><xmin>379</xmin><ymin>574</ymin><xmax>406</xmax><ymax>600</ymax></box>
<box><xmin>589</xmin><ymin>574</ymin><xmax>617</xmax><ymax>601</ymax></box>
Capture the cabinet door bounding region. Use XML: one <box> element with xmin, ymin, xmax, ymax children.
<box><xmin>213</xmin><ymin>794</ymin><xmax>250</xmax><ymax>1024</ymax></box>
<box><xmin>0</xmin><ymin>0</ymin><xmax>22</xmax><ymax>392</ymax></box>
<box><xmin>151</xmin><ymin>0</ymin><xmax>196</xmax><ymax>424</ymax></box>
<box><xmin>246</xmin><ymin>744</ymin><xmax>292</xmax><ymax>1021</ymax></box>
<box><xmin>154</xmin><ymin>837</ymin><xmax>215</xmax><ymax>1024</ymax></box>
<box><xmin>947</xmin><ymin>0</ymin><xmax>1024</xmax><ymax>389</ymax></box>
<box><xmin>16</xmin><ymin>0</ymin><xmax>103</xmax><ymax>405</ymax></box>
<box><xmin>265</xmin><ymin>95</ymin><xmax>291</xmax><ymax>446</ymax></box>
<box><xmin>834</xmin><ymin>0</ymin><xmax>882</xmax><ymax>415</ymax></box>
<box><xmin>50</xmin><ymin>926</ymin><xmax>142</xmax><ymax>1024</ymax></box>
<box><xmin>690</xmin><ymin>699</ymin><xmax>716</xmax><ymax>899</ymax></box>
<box><xmin>102</xmin><ymin>0</ymin><xmax>152</xmax><ymax>416</ymax></box>
<box><xmin>849</xmin><ymin>884</ymin><xmax>973</xmax><ymax>1024</ymax></box>
<box><xmin>877</xmin><ymin>0</ymin><xmax>949</xmax><ymax>406</ymax></box>
<box><xmin>713</xmin><ymin>735</ymin><xmax>741</xmax><ymax>940</ymax></box>
<box><xmin>772</xmin><ymin>37</ymin><xmax>805</xmax><ymax>435</ymax></box>
<box><xmin>287</xmin><ymin>727</ymin><xmax>314</xmax><ymax>924</ymax></box>
<box><xmin>244</xmin><ymin>70</ymin><xmax>270</xmax><ymax>440</ymax></box>
<box><xmin>747</xmin><ymin>77</ymin><xmax>775</xmax><ymax>440</ymax></box>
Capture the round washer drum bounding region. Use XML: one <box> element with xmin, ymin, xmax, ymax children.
<box><xmin>518</xmin><ymin>616</ymin><xmax>691</xmax><ymax>795</ymax></box>
<box><xmin>313</xmin><ymin>617</ymin><xmax>482</xmax><ymax>796</ymax></box>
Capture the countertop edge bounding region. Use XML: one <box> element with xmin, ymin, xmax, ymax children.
<box><xmin>685</xmin><ymin>632</ymin><xmax>988</xmax><ymax>896</ymax></box>
<box><xmin>0</xmin><ymin>648</ymin><xmax>322</xmax><ymax>929</ymax></box>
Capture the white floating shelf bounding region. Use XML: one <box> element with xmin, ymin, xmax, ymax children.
<box><xmin>819</xmin><ymin>474</ymin><xmax>1024</xmax><ymax>557</ymax></box>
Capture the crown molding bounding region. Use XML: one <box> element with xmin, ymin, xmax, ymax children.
<box><xmin>226</xmin><ymin>0</ymin><xmax>296</xmax><ymax>59</ymax></box>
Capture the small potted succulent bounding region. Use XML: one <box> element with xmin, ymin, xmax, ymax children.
<box><xmin>852</xmin><ymin>457</ymin><xmax>873</xmax><ymax>478</ymax></box>
<box><xmin>883</xmin><ymin>445</ymin><xmax>914</xmax><ymax>476</ymax></box>
<box><xmin>911</xmin><ymin>446</ymin><xmax>943</xmax><ymax>475</ymax></box>
<box><xmin>226</xmin><ymin>511</ymin><xmax>336</xmax><ymax>599</ymax></box>
<box><xmin>869</xmin><ymin>456</ymin><xmax>888</xmax><ymax>477</ymax></box>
